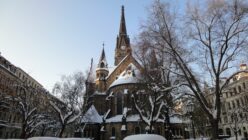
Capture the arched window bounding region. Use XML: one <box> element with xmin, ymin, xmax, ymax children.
<box><xmin>117</xmin><ymin>93</ymin><xmax>123</xmax><ymax>114</ymax></box>
<box><xmin>100</xmin><ymin>62</ymin><xmax>105</xmax><ymax>68</ymax></box>
<box><xmin>112</xmin><ymin>127</ymin><xmax>116</xmax><ymax>136</ymax></box>
<box><xmin>157</xmin><ymin>127</ymin><xmax>161</xmax><ymax>135</ymax></box>
<box><xmin>226</xmin><ymin>128</ymin><xmax>231</xmax><ymax>136</ymax></box>
<box><xmin>135</xmin><ymin>127</ymin><xmax>140</xmax><ymax>134</ymax></box>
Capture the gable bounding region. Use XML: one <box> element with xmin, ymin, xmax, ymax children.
<box><xmin>106</xmin><ymin>54</ymin><xmax>143</xmax><ymax>88</ymax></box>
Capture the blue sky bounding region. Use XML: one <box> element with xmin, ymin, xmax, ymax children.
<box><xmin>0</xmin><ymin>0</ymin><xmax>186</xmax><ymax>91</ymax></box>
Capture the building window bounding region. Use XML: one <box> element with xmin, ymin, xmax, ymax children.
<box><xmin>237</xmin><ymin>100</ymin><xmax>240</xmax><ymax>107</ymax></box>
<box><xmin>117</xmin><ymin>93</ymin><xmax>123</xmax><ymax>114</ymax></box>
<box><xmin>232</xmin><ymin>101</ymin><xmax>236</xmax><ymax>109</ymax></box>
<box><xmin>135</xmin><ymin>127</ymin><xmax>141</xmax><ymax>134</ymax></box>
<box><xmin>234</xmin><ymin>88</ymin><xmax>237</xmax><ymax>94</ymax></box>
<box><xmin>243</xmin><ymin>83</ymin><xmax>246</xmax><ymax>89</ymax></box>
<box><xmin>111</xmin><ymin>127</ymin><xmax>115</xmax><ymax>136</ymax></box>
<box><xmin>228</xmin><ymin>102</ymin><xmax>231</xmax><ymax>109</ymax></box>
<box><xmin>241</xmin><ymin>98</ymin><xmax>244</xmax><ymax>106</ymax></box>
<box><xmin>226</xmin><ymin>128</ymin><xmax>231</xmax><ymax>136</ymax></box>
<box><xmin>238</xmin><ymin>86</ymin><xmax>242</xmax><ymax>93</ymax></box>
<box><xmin>157</xmin><ymin>127</ymin><xmax>161</xmax><ymax>135</ymax></box>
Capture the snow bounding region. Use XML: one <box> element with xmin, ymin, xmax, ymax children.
<box><xmin>81</xmin><ymin>105</ymin><xmax>102</xmax><ymax>123</ymax></box>
<box><xmin>0</xmin><ymin>137</ymin><xmax>93</xmax><ymax>140</ymax></box>
<box><xmin>121</xmin><ymin>125</ymin><xmax>126</xmax><ymax>131</ymax></box>
<box><xmin>226</xmin><ymin>136</ymin><xmax>246</xmax><ymax>140</ymax></box>
<box><xmin>123</xmin><ymin>107</ymin><xmax>128</xmax><ymax>118</ymax></box>
<box><xmin>106</xmin><ymin>115</ymin><xmax>123</xmax><ymax>123</ymax></box>
<box><xmin>93</xmin><ymin>91</ymin><xmax>106</xmax><ymax>95</ymax></box>
<box><xmin>106</xmin><ymin>55</ymin><xmax>129</xmax><ymax>79</ymax></box>
<box><xmin>28</xmin><ymin>137</ymin><xmax>92</xmax><ymax>140</ymax></box>
<box><xmin>170</xmin><ymin>116</ymin><xmax>183</xmax><ymax>124</ymax></box>
<box><xmin>106</xmin><ymin>92</ymin><xmax>114</xmax><ymax>100</ymax></box>
<box><xmin>103</xmin><ymin>109</ymin><xmax>111</xmax><ymax>120</ymax></box>
<box><xmin>109</xmin><ymin>63</ymin><xmax>141</xmax><ymax>88</ymax></box>
<box><xmin>108</xmin><ymin>66</ymin><xmax>117</xmax><ymax>77</ymax></box>
<box><xmin>109</xmin><ymin>136</ymin><xmax>116</xmax><ymax>140</ymax></box>
<box><xmin>124</xmin><ymin>89</ymin><xmax>128</xmax><ymax>94</ymax></box>
<box><xmin>145</xmin><ymin>126</ymin><xmax>154</xmax><ymax>130</ymax></box>
<box><xmin>123</xmin><ymin>134</ymin><xmax>166</xmax><ymax>140</ymax></box>
<box><xmin>105</xmin><ymin>114</ymin><xmax>165</xmax><ymax>123</ymax></box>
<box><xmin>100</xmin><ymin>126</ymin><xmax>105</xmax><ymax>132</ymax></box>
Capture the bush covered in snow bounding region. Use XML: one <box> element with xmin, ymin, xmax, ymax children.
<box><xmin>123</xmin><ymin>134</ymin><xmax>166</xmax><ymax>140</ymax></box>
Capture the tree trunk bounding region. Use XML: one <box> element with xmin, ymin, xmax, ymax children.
<box><xmin>20</xmin><ymin>124</ymin><xmax>26</xmax><ymax>139</ymax></box>
<box><xmin>211</xmin><ymin>119</ymin><xmax>219</xmax><ymax>140</ymax></box>
<box><xmin>59</xmin><ymin>124</ymin><xmax>66</xmax><ymax>138</ymax></box>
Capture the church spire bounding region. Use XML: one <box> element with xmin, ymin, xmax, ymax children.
<box><xmin>98</xmin><ymin>44</ymin><xmax>108</xmax><ymax>68</ymax></box>
<box><xmin>119</xmin><ymin>5</ymin><xmax>127</xmax><ymax>35</ymax></box>
<box><xmin>115</xmin><ymin>5</ymin><xmax>131</xmax><ymax>66</ymax></box>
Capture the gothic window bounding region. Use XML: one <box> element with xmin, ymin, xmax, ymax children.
<box><xmin>135</xmin><ymin>127</ymin><xmax>140</xmax><ymax>134</ymax></box>
<box><xmin>111</xmin><ymin>127</ymin><xmax>116</xmax><ymax>136</ymax></box>
<box><xmin>243</xmin><ymin>82</ymin><xmax>246</xmax><ymax>89</ymax></box>
<box><xmin>157</xmin><ymin>127</ymin><xmax>161</xmax><ymax>135</ymax></box>
<box><xmin>100</xmin><ymin>62</ymin><xmax>105</xmax><ymax>68</ymax></box>
<box><xmin>117</xmin><ymin>93</ymin><xmax>123</xmax><ymax>114</ymax></box>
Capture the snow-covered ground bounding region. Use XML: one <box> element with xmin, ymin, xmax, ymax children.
<box><xmin>186</xmin><ymin>136</ymin><xmax>246</xmax><ymax>140</ymax></box>
<box><xmin>123</xmin><ymin>134</ymin><xmax>166</xmax><ymax>140</ymax></box>
<box><xmin>0</xmin><ymin>137</ymin><xmax>92</xmax><ymax>140</ymax></box>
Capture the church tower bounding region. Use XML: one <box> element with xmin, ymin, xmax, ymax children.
<box><xmin>95</xmin><ymin>47</ymin><xmax>109</xmax><ymax>92</ymax></box>
<box><xmin>114</xmin><ymin>6</ymin><xmax>132</xmax><ymax>66</ymax></box>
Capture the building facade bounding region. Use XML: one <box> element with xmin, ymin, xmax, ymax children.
<box><xmin>218</xmin><ymin>63</ymin><xmax>248</xmax><ymax>138</ymax></box>
<box><xmin>0</xmin><ymin>54</ymin><xmax>62</xmax><ymax>138</ymax></box>
<box><xmin>82</xmin><ymin>6</ymin><xmax>187</xmax><ymax>140</ymax></box>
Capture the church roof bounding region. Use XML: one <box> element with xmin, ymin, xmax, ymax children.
<box><xmin>109</xmin><ymin>63</ymin><xmax>141</xmax><ymax>88</ymax></box>
<box><xmin>81</xmin><ymin>105</ymin><xmax>102</xmax><ymax>124</ymax></box>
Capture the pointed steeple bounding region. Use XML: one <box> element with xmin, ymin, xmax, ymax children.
<box><xmin>119</xmin><ymin>5</ymin><xmax>127</xmax><ymax>35</ymax></box>
<box><xmin>98</xmin><ymin>44</ymin><xmax>108</xmax><ymax>68</ymax></box>
<box><xmin>115</xmin><ymin>5</ymin><xmax>131</xmax><ymax>66</ymax></box>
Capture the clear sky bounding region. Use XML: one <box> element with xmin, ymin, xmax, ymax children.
<box><xmin>0</xmin><ymin>0</ymin><xmax>186</xmax><ymax>92</ymax></box>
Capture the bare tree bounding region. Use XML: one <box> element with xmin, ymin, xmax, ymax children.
<box><xmin>0</xmin><ymin>84</ymin><xmax>50</xmax><ymax>138</ymax></box>
<box><xmin>228</xmin><ymin>108</ymin><xmax>247</xmax><ymax>140</ymax></box>
<box><xmin>50</xmin><ymin>71</ymin><xmax>85</xmax><ymax>137</ymax></box>
<box><xmin>137</xmin><ymin>0</ymin><xmax>248</xmax><ymax>139</ymax></box>
<box><xmin>133</xmin><ymin>45</ymin><xmax>185</xmax><ymax>138</ymax></box>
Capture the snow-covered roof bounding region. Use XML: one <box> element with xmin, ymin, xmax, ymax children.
<box><xmin>81</xmin><ymin>105</ymin><xmax>102</xmax><ymax>123</ymax></box>
<box><xmin>109</xmin><ymin>63</ymin><xmax>141</xmax><ymax>88</ymax></box>
<box><xmin>170</xmin><ymin>116</ymin><xmax>183</xmax><ymax>124</ymax></box>
<box><xmin>106</xmin><ymin>55</ymin><xmax>129</xmax><ymax>79</ymax></box>
<box><xmin>93</xmin><ymin>91</ymin><xmax>107</xmax><ymax>96</ymax></box>
<box><xmin>105</xmin><ymin>114</ymin><xmax>184</xmax><ymax>124</ymax></box>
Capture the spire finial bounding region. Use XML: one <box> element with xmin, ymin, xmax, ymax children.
<box><xmin>122</xmin><ymin>5</ymin><xmax>124</xmax><ymax>14</ymax></box>
<box><xmin>102</xmin><ymin>42</ymin><xmax>105</xmax><ymax>48</ymax></box>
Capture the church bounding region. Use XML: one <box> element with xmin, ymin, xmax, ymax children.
<box><xmin>81</xmin><ymin>6</ymin><xmax>188</xmax><ymax>140</ymax></box>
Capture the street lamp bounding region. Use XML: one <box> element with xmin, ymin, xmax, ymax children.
<box><xmin>187</xmin><ymin>103</ymin><xmax>196</xmax><ymax>139</ymax></box>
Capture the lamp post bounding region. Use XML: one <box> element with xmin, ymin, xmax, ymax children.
<box><xmin>187</xmin><ymin>103</ymin><xmax>196</xmax><ymax>139</ymax></box>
